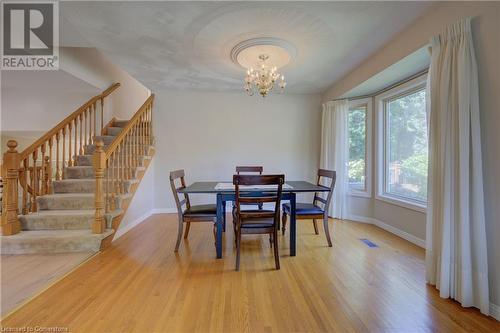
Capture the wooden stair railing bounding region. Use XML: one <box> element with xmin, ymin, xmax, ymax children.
<box><xmin>92</xmin><ymin>94</ymin><xmax>154</xmax><ymax>234</ymax></box>
<box><xmin>0</xmin><ymin>83</ymin><xmax>120</xmax><ymax>236</ymax></box>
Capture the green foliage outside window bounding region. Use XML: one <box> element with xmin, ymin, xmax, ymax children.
<box><xmin>348</xmin><ymin>107</ymin><xmax>366</xmax><ymax>189</ymax></box>
<box><xmin>387</xmin><ymin>89</ymin><xmax>428</xmax><ymax>202</ymax></box>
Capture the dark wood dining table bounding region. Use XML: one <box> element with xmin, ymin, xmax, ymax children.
<box><xmin>178</xmin><ymin>181</ymin><xmax>331</xmax><ymax>259</ymax></box>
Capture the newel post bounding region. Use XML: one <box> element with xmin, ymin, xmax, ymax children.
<box><xmin>1</xmin><ymin>140</ymin><xmax>21</xmax><ymax>235</ymax></box>
<box><xmin>92</xmin><ymin>140</ymin><xmax>106</xmax><ymax>234</ymax></box>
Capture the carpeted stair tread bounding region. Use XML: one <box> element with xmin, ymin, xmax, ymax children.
<box><xmin>75</xmin><ymin>155</ymin><xmax>93</xmax><ymax>166</ymax></box>
<box><xmin>53</xmin><ymin>178</ymin><xmax>139</xmax><ymax>194</ymax></box>
<box><xmin>94</xmin><ymin>135</ymin><xmax>116</xmax><ymax>145</ymax></box>
<box><xmin>20</xmin><ymin>210</ymin><xmax>95</xmax><ymax>230</ymax></box>
<box><xmin>53</xmin><ymin>179</ymin><xmax>95</xmax><ymax>193</ymax></box>
<box><xmin>0</xmin><ymin>229</ymin><xmax>114</xmax><ymax>254</ymax></box>
<box><xmin>107</xmin><ymin>127</ymin><xmax>123</xmax><ymax>136</ymax></box>
<box><xmin>65</xmin><ymin>166</ymin><xmax>95</xmax><ymax>179</ymax></box>
<box><xmin>113</xmin><ymin>120</ymin><xmax>129</xmax><ymax>127</ymax></box>
<box><xmin>37</xmin><ymin>193</ymin><xmax>95</xmax><ymax>210</ymax></box>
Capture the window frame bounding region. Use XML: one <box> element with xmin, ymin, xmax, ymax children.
<box><xmin>375</xmin><ymin>74</ymin><xmax>428</xmax><ymax>213</ymax></box>
<box><xmin>347</xmin><ymin>97</ymin><xmax>372</xmax><ymax>198</ymax></box>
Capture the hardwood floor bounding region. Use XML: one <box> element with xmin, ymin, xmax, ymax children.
<box><xmin>1</xmin><ymin>214</ymin><xmax>498</xmax><ymax>332</ymax></box>
<box><xmin>1</xmin><ymin>252</ymin><xmax>94</xmax><ymax>317</ymax></box>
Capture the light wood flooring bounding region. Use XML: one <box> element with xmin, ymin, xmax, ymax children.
<box><xmin>1</xmin><ymin>214</ymin><xmax>499</xmax><ymax>332</ymax></box>
<box><xmin>1</xmin><ymin>251</ymin><xmax>94</xmax><ymax>317</ymax></box>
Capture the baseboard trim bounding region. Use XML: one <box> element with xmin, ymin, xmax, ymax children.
<box><xmin>112</xmin><ymin>208</ymin><xmax>178</xmax><ymax>241</ymax></box>
<box><xmin>151</xmin><ymin>208</ymin><xmax>177</xmax><ymax>214</ymax></box>
<box><xmin>113</xmin><ymin>211</ymin><xmax>154</xmax><ymax>240</ymax></box>
<box><xmin>371</xmin><ymin>218</ymin><xmax>426</xmax><ymax>248</ymax></box>
<box><xmin>490</xmin><ymin>302</ymin><xmax>500</xmax><ymax>321</ymax></box>
<box><xmin>343</xmin><ymin>214</ymin><xmax>425</xmax><ymax>248</ymax></box>
<box><xmin>344</xmin><ymin>214</ymin><xmax>373</xmax><ymax>224</ymax></box>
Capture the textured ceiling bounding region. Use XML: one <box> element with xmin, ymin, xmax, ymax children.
<box><xmin>60</xmin><ymin>1</ymin><xmax>432</xmax><ymax>94</ymax></box>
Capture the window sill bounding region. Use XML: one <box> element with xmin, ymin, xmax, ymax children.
<box><xmin>347</xmin><ymin>190</ymin><xmax>371</xmax><ymax>199</ymax></box>
<box><xmin>375</xmin><ymin>194</ymin><xmax>427</xmax><ymax>213</ymax></box>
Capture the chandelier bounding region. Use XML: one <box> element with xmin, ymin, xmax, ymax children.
<box><xmin>244</xmin><ymin>54</ymin><xmax>286</xmax><ymax>97</ymax></box>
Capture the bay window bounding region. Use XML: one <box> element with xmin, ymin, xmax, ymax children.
<box><xmin>348</xmin><ymin>98</ymin><xmax>372</xmax><ymax>197</ymax></box>
<box><xmin>376</xmin><ymin>75</ymin><xmax>428</xmax><ymax>211</ymax></box>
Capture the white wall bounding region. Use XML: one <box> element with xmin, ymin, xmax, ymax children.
<box><xmin>114</xmin><ymin>160</ymin><xmax>155</xmax><ymax>240</ymax></box>
<box><xmin>0</xmin><ymin>47</ymin><xmax>151</xmax><ymax>147</ymax></box>
<box><xmin>152</xmin><ymin>90</ymin><xmax>322</xmax><ymax>210</ymax></box>
<box><xmin>0</xmin><ymin>70</ymin><xmax>99</xmax><ymax>155</ymax></box>
<box><xmin>322</xmin><ymin>1</ymin><xmax>500</xmax><ymax>311</ymax></box>
<box><xmin>1</xmin><ymin>70</ymin><xmax>98</xmax><ymax>132</ymax></box>
<box><xmin>60</xmin><ymin>47</ymin><xmax>151</xmax><ymax>120</ymax></box>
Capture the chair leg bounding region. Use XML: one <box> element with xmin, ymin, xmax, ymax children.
<box><xmin>312</xmin><ymin>219</ymin><xmax>319</xmax><ymax>235</ymax></box>
<box><xmin>212</xmin><ymin>224</ymin><xmax>216</xmax><ymax>248</ymax></box>
<box><xmin>323</xmin><ymin>216</ymin><xmax>333</xmax><ymax>247</ymax></box>
<box><xmin>222</xmin><ymin>201</ymin><xmax>227</xmax><ymax>232</ymax></box>
<box><xmin>183</xmin><ymin>222</ymin><xmax>191</xmax><ymax>238</ymax></box>
<box><xmin>233</xmin><ymin>209</ymin><xmax>238</xmax><ymax>246</ymax></box>
<box><xmin>174</xmin><ymin>216</ymin><xmax>184</xmax><ymax>252</ymax></box>
<box><xmin>281</xmin><ymin>212</ymin><xmax>287</xmax><ymax>235</ymax></box>
<box><xmin>235</xmin><ymin>227</ymin><xmax>242</xmax><ymax>271</ymax></box>
<box><xmin>273</xmin><ymin>229</ymin><xmax>280</xmax><ymax>270</ymax></box>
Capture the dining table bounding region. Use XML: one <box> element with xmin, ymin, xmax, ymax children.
<box><xmin>178</xmin><ymin>180</ymin><xmax>331</xmax><ymax>259</ymax></box>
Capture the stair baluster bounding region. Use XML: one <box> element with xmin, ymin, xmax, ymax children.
<box><xmin>62</xmin><ymin>126</ymin><xmax>66</xmax><ymax>180</ymax></box>
<box><xmin>44</xmin><ymin>156</ymin><xmax>50</xmax><ymax>195</ymax></box>
<box><xmin>55</xmin><ymin>131</ymin><xmax>61</xmax><ymax>181</ymax></box>
<box><xmin>79</xmin><ymin>113</ymin><xmax>84</xmax><ymax>156</ymax></box>
<box><xmin>127</xmin><ymin>133</ymin><xmax>132</xmax><ymax>180</ymax></box>
<box><xmin>68</xmin><ymin>121</ymin><xmax>73</xmax><ymax>167</ymax></box>
<box><xmin>48</xmin><ymin>137</ymin><xmax>53</xmax><ymax>194</ymax></box>
<box><xmin>40</xmin><ymin>143</ymin><xmax>46</xmax><ymax>195</ymax></box>
<box><xmin>74</xmin><ymin>119</ymin><xmax>78</xmax><ymax>166</ymax></box>
<box><xmin>31</xmin><ymin>150</ymin><xmax>38</xmax><ymax>212</ymax></box>
<box><xmin>92</xmin><ymin>103</ymin><xmax>97</xmax><ymax>144</ymax></box>
<box><xmin>21</xmin><ymin>158</ymin><xmax>28</xmax><ymax>214</ymax></box>
<box><xmin>105</xmin><ymin>158</ymin><xmax>110</xmax><ymax>213</ymax></box>
<box><xmin>100</xmin><ymin>98</ymin><xmax>104</xmax><ymax>135</ymax></box>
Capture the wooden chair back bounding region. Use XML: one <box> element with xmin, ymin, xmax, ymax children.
<box><xmin>313</xmin><ymin>169</ymin><xmax>336</xmax><ymax>214</ymax></box>
<box><xmin>233</xmin><ymin>174</ymin><xmax>284</xmax><ymax>224</ymax></box>
<box><xmin>235</xmin><ymin>166</ymin><xmax>263</xmax><ymax>174</ymax></box>
<box><xmin>169</xmin><ymin>169</ymin><xmax>191</xmax><ymax>215</ymax></box>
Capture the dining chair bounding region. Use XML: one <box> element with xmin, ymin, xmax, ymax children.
<box><xmin>235</xmin><ymin>166</ymin><xmax>264</xmax><ymax>210</ymax></box>
<box><xmin>233</xmin><ymin>174</ymin><xmax>284</xmax><ymax>271</ymax></box>
<box><xmin>169</xmin><ymin>169</ymin><xmax>217</xmax><ymax>252</ymax></box>
<box><xmin>281</xmin><ymin>169</ymin><xmax>336</xmax><ymax>247</ymax></box>
<box><xmin>232</xmin><ymin>166</ymin><xmax>264</xmax><ymax>233</ymax></box>
<box><xmin>236</xmin><ymin>166</ymin><xmax>263</xmax><ymax>175</ymax></box>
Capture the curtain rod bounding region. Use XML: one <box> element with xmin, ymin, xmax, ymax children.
<box><xmin>329</xmin><ymin>68</ymin><xmax>429</xmax><ymax>102</ymax></box>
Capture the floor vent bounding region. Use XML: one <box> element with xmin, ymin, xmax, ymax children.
<box><xmin>359</xmin><ymin>238</ymin><xmax>378</xmax><ymax>248</ymax></box>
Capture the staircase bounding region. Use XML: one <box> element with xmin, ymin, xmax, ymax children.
<box><xmin>1</xmin><ymin>84</ymin><xmax>155</xmax><ymax>254</ymax></box>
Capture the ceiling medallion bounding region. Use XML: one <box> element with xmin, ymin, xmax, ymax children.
<box><xmin>230</xmin><ymin>37</ymin><xmax>296</xmax><ymax>97</ymax></box>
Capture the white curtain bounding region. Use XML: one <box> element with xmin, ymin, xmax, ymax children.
<box><xmin>425</xmin><ymin>17</ymin><xmax>490</xmax><ymax>315</ymax></box>
<box><xmin>320</xmin><ymin>100</ymin><xmax>348</xmax><ymax>219</ymax></box>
